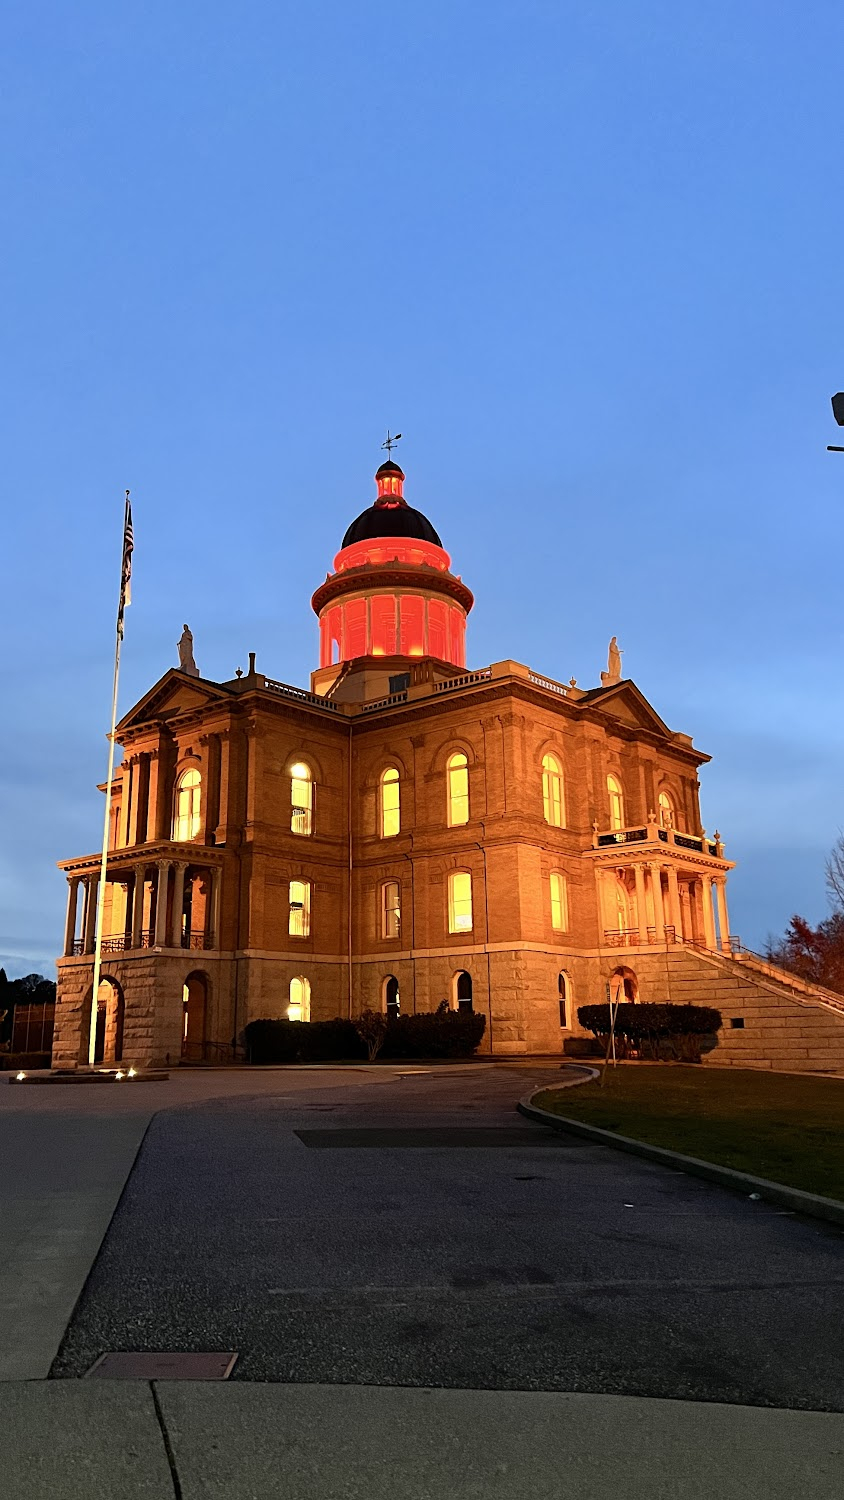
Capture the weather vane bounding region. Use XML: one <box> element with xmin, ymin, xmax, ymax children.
<box><xmin>381</xmin><ymin>429</ymin><xmax>402</xmax><ymax>457</ymax></box>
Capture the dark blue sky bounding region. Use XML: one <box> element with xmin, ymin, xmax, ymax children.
<box><xmin>3</xmin><ymin>2</ymin><xmax>843</xmax><ymax>976</ymax></box>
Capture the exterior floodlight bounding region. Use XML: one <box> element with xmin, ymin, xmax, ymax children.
<box><xmin>832</xmin><ymin>393</ymin><xmax>844</xmax><ymax>426</ymax></box>
<box><xmin>16</xmin><ymin>1071</ymin><xmax>26</xmax><ymax>1081</ymax></box>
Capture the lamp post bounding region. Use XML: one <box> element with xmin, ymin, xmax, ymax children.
<box><xmin>828</xmin><ymin>392</ymin><xmax>844</xmax><ymax>452</ymax></box>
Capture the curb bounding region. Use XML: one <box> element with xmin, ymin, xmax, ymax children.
<box><xmin>517</xmin><ymin>1089</ymin><xmax>844</xmax><ymax>1228</ymax></box>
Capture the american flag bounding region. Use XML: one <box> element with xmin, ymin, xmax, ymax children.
<box><xmin>117</xmin><ymin>491</ymin><xmax>133</xmax><ymax>639</ymax></box>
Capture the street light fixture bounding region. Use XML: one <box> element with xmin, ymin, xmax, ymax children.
<box><xmin>829</xmin><ymin>393</ymin><xmax>844</xmax><ymax>451</ymax></box>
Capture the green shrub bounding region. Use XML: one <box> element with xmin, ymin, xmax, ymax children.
<box><xmin>576</xmin><ymin>1003</ymin><xmax>722</xmax><ymax>1063</ymax></box>
<box><xmin>245</xmin><ymin>1008</ymin><xmax>487</xmax><ymax>1063</ymax></box>
<box><xmin>381</xmin><ymin>1009</ymin><xmax>487</xmax><ymax>1059</ymax></box>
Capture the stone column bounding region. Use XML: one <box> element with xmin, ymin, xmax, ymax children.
<box><xmin>665</xmin><ymin>864</ymin><xmax>682</xmax><ymax>941</ymax></box>
<box><xmin>423</xmin><ymin>598</ymin><xmax>430</xmax><ymax>656</ymax></box>
<box><xmin>715</xmin><ymin>877</ymin><xmax>731</xmax><ymax>953</ymax></box>
<box><xmin>64</xmin><ymin>878</ymin><xmax>81</xmax><ymax>956</ymax></box>
<box><xmin>633</xmin><ymin>864</ymin><xmax>647</xmax><ymax>943</ymax></box>
<box><xmin>701</xmin><ymin>875</ymin><xmax>716</xmax><ymax>950</ymax></box>
<box><xmin>208</xmin><ymin>867</ymin><xmax>221</xmax><ymax>949</ymax></box>
<box><xmin>648</xmin><ymin>862</ymin><xmax>665</xmax><ymax>942</ymax></box>
<box><xmin>215</xmin><ymin>731</ymin><xmax>231</xmax><ymax>845</ymax></box>
<box><xmin>131</xmin><ymin>867</ymin><xmax>146</xmax><ymax>948</ymax></box>
<box><xmin>83</xmin><ymin>874</ymin><xmax>99</xmax><ymax>953</ymax></box>
<box><xmin>128</xmin><ymin>754</ymin><xmax>148</xmax><ymax>846</ymax></box>
<box><xmin>146</xmin><ymin>748</ymin><xmax>162</xmax><ymax>842</ymax></box>
<box><xmin>153</xmin><ymin>861</ymin><xmax>172</xmax><ymax>947</ymax></box>
<box><xmin>171</xmin><ymin>862</ymin><xmax>187</xmax><ymax>948</ymax></box>
<box><xmin>118</xmin><ymin>756</ymin><xmax>135</xmax><ymax>846</ymax></box>
<box><xmin>365</xmin><ymin>596</ymin><xmax>372</xmax><ymax>655</ymax></box>
<box><xmin>593</xmin><ymin>868</ymin><xmax>608</xmax><ymax>941</ymax></box>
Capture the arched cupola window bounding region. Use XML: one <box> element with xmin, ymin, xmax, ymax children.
<box><xmin>173</xmin><ymin>768</ymin><xmax>201</xmax><ymax>842</ymax></box>
<box><xmin>658</xmin><ymin>790</ymin><xmax>675</xmax><ymax>830</ymax></box>
<box><xmin>380</xmin><ymin>767</ymin><xmax>400</xmax><ymax>838</ymax></box>
<box><xmin>447</xmin><ymin>752</ymin><xmax>469</xmax><ymax>827</ymax></box>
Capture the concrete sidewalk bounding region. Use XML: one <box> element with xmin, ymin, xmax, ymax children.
<box><xmin>5</xmin><ymin>1381</ymin><xmax>844</xmax><ymax>1499</ymax></box>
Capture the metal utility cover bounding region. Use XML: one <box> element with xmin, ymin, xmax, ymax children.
<box><xmin>86</xmin><ymin>1351</ymin><xmax>238</xmax><ymax>1380</ymax></box>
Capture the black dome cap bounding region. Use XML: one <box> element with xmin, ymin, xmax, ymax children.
<box><xmin>342</xmin><ymin>504</ymin><xmax>443</xmax><ymax>549</ymax></box>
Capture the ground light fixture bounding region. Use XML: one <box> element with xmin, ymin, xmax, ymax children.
<box><xmin>16</xmin><ymin>1071</ymin><xmax>26</xmax><ymax>1081</ymax></box>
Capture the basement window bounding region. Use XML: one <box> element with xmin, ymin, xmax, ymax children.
<box><xmin>729</xmin><ymin>1017</ymin><xmax>745</xmax><ymax>1030</ymax></box>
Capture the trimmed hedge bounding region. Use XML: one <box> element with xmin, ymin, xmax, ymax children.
<box><xmin>244</xmin><ymin>1009</ymin><xmax>487</xmax><ymax>1064</ymax></box>
<box><xmin>576</xmin><ymin>1002</ymin><xmax>722</xmax><ymax>1063</ymax></box>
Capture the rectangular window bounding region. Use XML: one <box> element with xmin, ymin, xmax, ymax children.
<box><xmin>448</xmin><ymin>871</ymin><xmax>473</xmax><ymax>934</ymax></box>
<box><xmin>428</xmin><ymin>599</ymin><xmax>447</xmax><ymax>660</ymax></box>
<box><xmin>558</xmin><ymin>998</ymin><xmax>567</xmax><ymax>1028</ymax></box>
<box><xmin>370</xmin><ymin>595</ymin><xmax>396</xmax><ymax>656</ymax></box>
<box><xmin>345</xmin><ymin>598</ymin><xmax>367</xmax><ymax>659</ymax></box>
<box><xmin>289</xmin><ymin>879</ymin><xmax>311</xmax><ymax>937</ymax></box>
<box><xmin>382</xmin><ymin>880</ymin><xmax>401</xmax><ymax>939</ymax></box>
<box><xmin>550</xmin><ymin>872</ymin><xmax>568</xmax><ymax>932</ymax></box>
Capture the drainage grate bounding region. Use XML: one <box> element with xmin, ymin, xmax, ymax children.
<box><xmin>86</xmin><ymin>1351</ymin><xmax>238</xmax><ymax>1380</ymax></box>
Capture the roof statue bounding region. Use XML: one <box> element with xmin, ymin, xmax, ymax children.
<box><xmin>601</xmin><ymin>635</ymin><xmax>623</xmax><ymax>688</ymax></box>
<box><xmin>178</xmin><ymin>623</ymin><xmax>200</xmax><ymax>678</ymax></box>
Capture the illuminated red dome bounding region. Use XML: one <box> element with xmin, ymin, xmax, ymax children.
<box><xmin>312</xmin><ymin>457</ymin><xmax>472</xmax><ymax>671</ymax></box>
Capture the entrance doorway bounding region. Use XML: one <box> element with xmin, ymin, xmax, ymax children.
<box><xmin>182</xmin><ymin>972</ymin><xmax>208</xmax><ymax>1058</ymax></box>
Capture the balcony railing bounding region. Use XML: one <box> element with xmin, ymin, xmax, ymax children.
<box><xmin>593</xmin><ymin>823</ymin><xmax>723</xmax><ymax>857</ymax></box>
<box><xmin>604</xmin><ymin>926</ymin><xmax>677</xmax><ymax>947</ymax></box>
<box><xmin>71</xmin><ymin>929</ymin><xmax>211</xmax><ymax>957</ymax></box>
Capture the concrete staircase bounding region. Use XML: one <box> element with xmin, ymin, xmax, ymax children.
<box><xmin>658</xmin><ymin>941</ymin><xmax>844</xmax><ymax>1072</ymax></box>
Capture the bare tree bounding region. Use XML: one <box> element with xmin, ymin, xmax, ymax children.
<box><xmin>825</xmin><ymin>833</ymin><xmax>844</xmax><ymax>913</ymax></box>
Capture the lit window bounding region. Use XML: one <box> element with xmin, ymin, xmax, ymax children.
<box><xmin>658</xmin><ymin>791</ymin><xmax>674</xmax><ymax>829</ymax></box>
<box><xmin>448</xmin><ymin>871</ymin><xmax>473</xmax><ymax>933</ymax></box>
<box><xmin>382</xmin><ymin>880</ymin><xmax>401</xmax><ymax>939</ymax></box>
<box><xmin>383</xmin><ymin>975</ymin><xmax>400</xmax><ymax>1019</ymax></box>
<box><xmin>290</xmin><ymin>762</ymin><xmax>313</xmax><ymax>836</ymax></box>
<box><xmin>558</xmin><ymin>971</ymin><xmax>570</xmax><ymax>1028</ymax></box>
<box><xmin>542</xmin><ymin>754</ymin><xmax>564</xmax><ymax>827</ymax></box>
<box><xmin>607</xmin><ymin>774</ymin><xmax>625</xmax><ymax>830</ymax></box>
<box><xmin>288</xmin><ymin>975</ymin><xmax>311</xmax><ymax>1022</ymax></box>
<box><xmin>550</xmin><ymin>872</ymin><xmax>568</xmax><ymax>932</ymax></box>
<box><xmin>380</xmin><ymin>767</ymin><xmax>400</xmax><ymax>837</ymax></box>
<box><xmin>289</xmin><ymin>879</ymin><xmax>311</xmax><ymax>937</ymax></box>
<box><xmin>173</xmin><ymin>768</ymin><xmax>201</xmax><ymax>841</ymax></box>
<box><xmin>447</xmin><ymin>751</ymin><xmax>469</xmax><ymax>826</ymax></box>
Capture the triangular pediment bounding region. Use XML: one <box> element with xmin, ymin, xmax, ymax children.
<box><xmin>116</xmin><ymin>670</ymin><xmax>234</xmax><ymax>734</ymax></box>
<box><xmin>581</xmin><ymin>679</ymin><xmax>675</xmax><ymax>737</ymax></box>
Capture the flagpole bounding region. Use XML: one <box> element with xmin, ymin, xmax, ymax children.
<box><xmin>88</xmin><ymin>491</ymin><xmax>132</xmax><ymax>1067</ymax></box>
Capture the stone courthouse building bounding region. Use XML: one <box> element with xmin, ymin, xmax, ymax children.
<box><xmin>54</xmin><ymin>455</ymin><xmax>844</xmax><ymax>1071</ymax></box>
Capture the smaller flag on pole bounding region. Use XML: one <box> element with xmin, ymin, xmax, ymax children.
<box><xmin>117</xmin><ymin>490</ymin><xmax>133</xmax><ymax>639</ymax></box>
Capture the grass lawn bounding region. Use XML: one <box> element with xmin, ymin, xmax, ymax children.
<box><xmin>533</xmin><ymin>1066</ymin><xmax>844</xmax><ymax>1202</ymax></box>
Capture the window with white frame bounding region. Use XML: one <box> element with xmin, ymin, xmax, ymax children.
<box><xmin>542</xmin><ymin>753</ymin><xmax>564</xmax><ymax>827</ymax></box>
<box><xmin>550</xmin><ymin>871</ymin><xmax>568</xmax><ymax>932</ymax></box>
<box><xmin>288</xmin><ymin>879</ymin><xmax>311</xmax><ymax>937</ymax></box>
<box><xmin>291</xmin><ymin>762</ymin><xmax>313</xmax><ymax>836</ymax></box>
<box><xmin>173</xmin><ymin>768</ymin><xmax>201</xmax><ymax>841</ymax></box>
<box><xmin>658</xmin><ymin>790</ymin><xmax>674</xmax><ymax>829</ymax></box>
<box><xmin>288</xmin><ymin>975</ymin><xmax>311</xmax><ymax>1021</ymax></box>
<box><xmin>380</xmin><ymin>767</ymin><xmax>400</xmax><ymax>837</ymax></box>
<box><xmin>448</xmin><ymin>871</ymin><xmax>473</xmax><ymax>933</ymax></box>
<box><xmin>447</xmin><ymin>751</ymin><xmax>469</xmax><ymax>826</ymax></box>
<box><xmin>381</xmin><ymin>880</ymin><xmax>401</xmax><ymax>939</ymax></box>
<box><xmin>607</xmin><ymin>774</ymin><xmax>625</xmax><ymax>831</ymax></box>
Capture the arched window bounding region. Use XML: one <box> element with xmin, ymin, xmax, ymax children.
<box><xmin>380</xmin><ymin>767</ymin><xmax>400</xmax><ymax>838</ymax></box>
<box><xmin>288</xmin><ymin>879</ymin><xmax>311</xmax><ymax>937</ymax></box>
<box><xmin>658</xmin><ymin>790</ymin><xmax>674</xmax><ymax>830</ymax></box>
<box><xmin>607</xmin><ymin>774</ymin><xmax>625</xmax><ymax>831</ymax></box>
<box><xmin>447</xmin><ymin>751</ymin><xmax>469</xmax><ymax>826</ymax></box>
<box><xmin>383</xmin><ymin>975</ymin><xmax>400</xmax><ymax>1020</ymax></box>
<box><xmin>542</xmin><ymin>754</ymin><xmax>564</xmax><ymax>827</ymax></box>
<box><xmin>448</xmin><ymin>871</ymin><xmax>473</xmax><ymax>933</ymax></box>
<box><xmin>381</xmin><ymin>880</ymin><xmax>401</xmax><ymax>939</ymax></box>
<box><xmin>291</xmin><ymin>762</ymin><xmax>313</xmax><ymax>836</ymax></box>
<box><xmin>454</xmin><ymin>970</ymin><xmax>473</xmax><ymax>1010</ymax></box>
<box><xmin>173</xmin><ymin>768</ymin><xmax>201</xmax><ymax>841</ymax></box>
<box><xmin>558</xmin><ymin>971</ymin><xmax>570</xmax><ymax>1028</ymax></box>
<box><xmin>550</xmin><ymin>871</ymin><xmax>568</xmax><ymax>932</ymax></box>
<box><xmin>288</xmin><ymin>975</ymin><xmax>311</xmax><ymax>1022</ymax></box>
